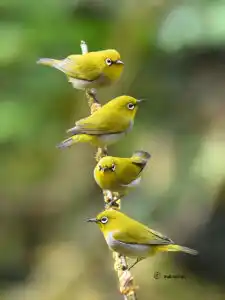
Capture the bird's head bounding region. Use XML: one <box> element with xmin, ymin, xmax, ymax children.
<box><xmin>106</xmin><ymin>96</ymin><xmax>144</xmax><ymax>121</ymax></box>
<box><xmin>94</xmin><ymin>156</ymin><xmax>118</xmax><ymax>188</ymax></box>
<box><xmin>96</xmin><ymin>156</ymin><xmax>117</xmax><ymax>173</ymax></box>
<box><xmin>100</xmin><ymin>49</ymin><xmax>124</xmax><ymax>81</ymax></box>
<box><xmin>87</xmin><ymin>209</ymin><xmax>123</xmax><ymax>234</ymax></box>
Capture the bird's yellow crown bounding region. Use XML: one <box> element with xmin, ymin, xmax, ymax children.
<box><xmin>97</xmin><ymin>156</ymin><xmax>116</xmax><ymax>172</ymax></box>
<box><xmin>98</xmin><ymin>49</ymin><xmax>122</xmax><ymax>61</ymax></box>
<box><xmin>91</xmin><ymin>209</ymin><xmax>136</xmax><ymax>235</ymax></box>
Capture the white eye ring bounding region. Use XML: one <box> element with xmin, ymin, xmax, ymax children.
<box><xmin>101</xmin><ymin>217</ymin><xmax>108</xmax><ymax>224</ymax></box>
<box><xmin>105</xmin><ymin>58</ymin><xmax>112</xmax><ymax>66</ymax></box>
<box><xmin>127</xmin><ymin>103</ymin><xmax>135</xmax><ymax>110</ymax></box>
<box><xmin>111</xmin><ymin>164</ymin><xmax>116</xmax><ymax>171</ymax></box>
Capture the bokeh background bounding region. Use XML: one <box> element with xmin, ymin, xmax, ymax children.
<box><xmin>1</xmin><ymin>0</ymin><xmax>225</xmax><ymax>299</ymax></box>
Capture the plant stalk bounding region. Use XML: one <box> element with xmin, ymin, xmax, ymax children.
<box><xmin>80</xmin><ymin>40</ymin><xmax>138</xmax><ymax>299</ymax></box>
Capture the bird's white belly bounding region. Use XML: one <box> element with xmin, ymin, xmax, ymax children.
<box><xmin>68</xmin><ymin>74</ymin><xmax>110</xmax><ymax>89</ymax></box>
<box><xmin>122</xmin><ymin>176</ymin><xmax>141</xmax><ymax>188</ymax></box>
<box><xmin>98</xmin><ymin>121</ymin><xmax>133</xmax><ymax>146</ymax></box>
<box><xmin>68</xmin><ymin>77</ymin><xmax>92</xmax><ymax>89</ymax></box>
<box><xmin>105</xmin><ymin>232</ymin><xmax>152</xmax><ymax>258</ymax></box>
<box><xmin>99</xmin><ymin>132</ymin><xmax>126</xmax><ymax>145</ymax></box>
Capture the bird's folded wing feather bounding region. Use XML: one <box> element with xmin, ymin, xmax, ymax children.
<box><xmin>73</xmin><ymin>111</ymin><xmax>131</xmax><ymax>135</ymax></box>
<box><xmin>113</xmin><ymin>223</ymin><xmax>173</xmax><ymax>245</ymax></box>
<box><xmin>118</xmin><ymin>162</ymin><xmax>143</xmax><ymax>185</ymax></box>
<box><xmin>57</xmin><ymin>55</ymin><xmax>102</xmax><ymax>81</ymax></box>
<box><xmin>131</xmin><ymin>158</ymin><xmax>148</xmax><ymax>169</ymax></box>
<box><xmin>118</xmin><ymin>152</ymin><xmax>151</xmax><ymax>185</ymax></box>
<box><xmin>130</xmin><ymin>152</ymin><xmax>150</xmax><ymax>169</ymax></box>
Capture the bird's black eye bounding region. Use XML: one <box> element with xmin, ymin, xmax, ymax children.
<box><xmin>98</xmin><ymin>165</ymin><xmax>102</xmax><ymax>171</ymax></box>
<box><xmin>105</xmin><ymin>58</ymin><xmax>112</xmax><ymax>66</ymax></box>
<box><xmin>101</xmin><ymin>217</ymin><xmax>108</xmax><ymax>224</ymax></box>
<box><xmin>127</xmin><ymin>103</ymin><xmax>135</xmax><ymax>110</ymax></box>
<box><xmin>111</xmin><ymin>164</ymin><xmax>116</xmax><ymax>171</ymax></box>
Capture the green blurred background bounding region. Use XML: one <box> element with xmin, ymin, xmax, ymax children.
<box><xmin>1</xmin><ymin>0</ymin><xmax>225</xmax><ymax>299</ymax></box>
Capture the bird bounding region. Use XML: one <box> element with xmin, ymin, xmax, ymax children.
<box><xmin>56</xmin><ymin>96</ymin><xmax>143</xmax><ymax>149</ymax></box>
<box><xmin>37</xmin><ymin>49</ymin><xmax>124</xmax><ymax>89</ymax></box>
<box><xmin>94</xmin><ymin>151</ymin><xmax>151</xmax><ymax>204</ymax></box>
<box><xmin>88</xmin><ymin>209</ymin><xmax>198</xmax><ymax>270</ymax></box>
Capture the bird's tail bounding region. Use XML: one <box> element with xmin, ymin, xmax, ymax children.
<box><xmin>156</xmin><ymin>244</ymin><xmax>198</xmax><ymax>255</ymax></box>
<box><xmin>36</xmin><ymin>58</ymin><xmax>60</xmax><ymax>67</ymax></box>
<box><xmin>131</xmin><ymin>150</ymin><xmax>151</xmax><ymax>166</ymax></box>
<box><xmin>56</xmin><ymin>134</ymin><xmax>94</xmax><ymax>149</ymax></box>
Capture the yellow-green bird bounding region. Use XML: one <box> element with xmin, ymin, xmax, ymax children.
<box><xmin>88</xmin><ymin>209</ymin><xmax>198</xmax><ymax>270</ymax></box>
<box><xmin>37</xmin><ymin>49</ymin><xmax>124</xmax><ymax>89</ymax></box>
<box><xmin>57</xmin><ymin>96</ymin><xmax>143</xmax><ymax>149</ymax></box>
<box><xmin>94</xmin><ymin>151</ymin><xmax>151</xmax><ymax>201</ymax></box>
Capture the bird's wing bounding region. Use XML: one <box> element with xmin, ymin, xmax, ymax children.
<box><xmin>72</xmin><ymin>110</ymin><xmax>131</xmax><ymax>135</ymax></box>
<box><xmin>121</xmin><ymin>176</ymin><xmax>141</xmax><ymax>187</ymax></box>
<box><xmin>118</xmin><ymin>151</ymin><xmax>151</xmax><ymax>185</ymax></box>
<box><xmin>52</xmin><ymin>56</ymin><xmax>79</xmax><ymax>77</ymax></box>
<box><xmin>113</xmin><ymin>222</ymin><xmax>173</xmax><ymax>246</ymax></box>
<box><xmin>117</xmin><ymin>160</ymin><xmax>143</xmax><ymax>185</ymax></box>
<box><xmin>58</xmin><ymin>55</ymin><xmax>102</xmax><ymax>81</ymax></box>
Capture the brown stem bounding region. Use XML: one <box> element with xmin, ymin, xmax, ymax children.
<box><xmin>80</xmin><ymin>40</ymin><xmax>138</xmax><ymax>299</ymax></box>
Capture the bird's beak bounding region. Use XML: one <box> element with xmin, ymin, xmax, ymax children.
<box><xmin>87</xmin><ymin>218</ymin><xmax>98</xmax><ymax>223</ymax></box>
<box><xmin>115</xmin><ymin>60</ymin><xmax>124</xmax><ymax>65</ymax></box>
<box><xmin>137</xmin><ymin>99</ymin><xmax>145</xmax><ymax>103</ymax></box>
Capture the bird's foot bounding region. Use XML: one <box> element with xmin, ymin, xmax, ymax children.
<box><xmin>107</xmin><ymin>200</ymin><xmax>120</xmax><ymax>209</ymax></box>
<box><xmin>91</xmin><ymin>102</ymin><xmax>101</xmax><ymax>114</ymax></box>
<box><xmin>86</xmin><ymin>88</ymin><xmax>101</xmax><ymax>113</ymax></box>
<box><xmin>87</xmin><ymin>88</ymin><xmax>97</xmax><ymax>101</ymax></box>
<box><xmin>95</xmin><ymin>148</ymin><xmax>102</xmax><ymax>162</ymax></box>
<box><xmin>104</xmin><ymin>191</ymin><xmax>117</xmax><ymax>209</ymax></box>
<box><xmin>103</xmin><ymin>191</ymin><xmax>120</xmax><ymax>209</ymax></box>
<box><xmin>106</xmin><ymin>194</ymin><xmax>120</xmax><ymax>209</ymax></box>
<box><xmin>95</xmin><ymin>147</ymin><xmax>108</xmax><ymax>162</ymax></box>
<box><xmin>127</xmin><ymin>258</ymin><xmax>144</xmax><ymax>271</ymax></box>
<box><xmin>103</xmin><ymin>190</ymin><xmax>113</xmax><ymax>201</ymax></box>
<box><xmin>114</xmin><ymin>260</ymin><xmax>124</xmax><ymax>271</ymax></box>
